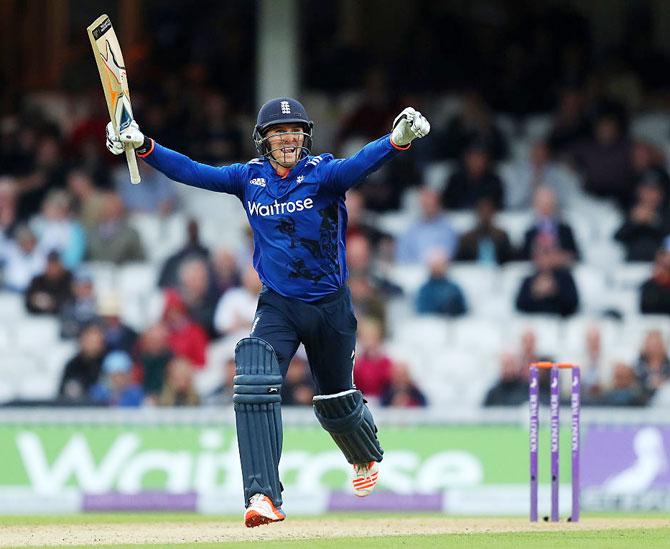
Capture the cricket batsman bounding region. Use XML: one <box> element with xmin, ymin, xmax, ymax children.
<box><xmin>105</xmin><ymin>97</ymin><xmax>429</xmax><ymax>526</ymax></box>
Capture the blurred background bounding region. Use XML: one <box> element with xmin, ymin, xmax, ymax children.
<box><xmin>1</xmin><ymin>0</ymin><xmax>670</xmax><ymax>517</ymax></box>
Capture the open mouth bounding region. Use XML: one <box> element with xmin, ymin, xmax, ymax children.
<box><xmin>281</xmin><ymin>147</ymin><xmax>296</xmax><ymax>154</ymax></box>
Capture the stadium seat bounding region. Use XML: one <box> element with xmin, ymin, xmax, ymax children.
<box><xmin>422</xmin><ymin>161</ymin><xmax>453</xmax><ymax>192</ymax></box>
<box><xmin>128</xmin><ymin>213</ymin><xmax>188</xmax><ymax>263</ymax></box>
<box><xmin>449</xmin><ymin>264</ymin><xmax>498</xmax><ymax>316</ymax></box>
<box><xmin>144</xmin><ymin>289</ymin><xmax>166</xmax><ymax>327</ymax></box>
<box><xmin>582</xmin><ymin>241</ymin><xmax>625</xmax><ymax>271</ymax></box>
<box><xmin>41</xmin><ymin>341</ymin><xmax>78</xmax><ymax>377</ymax></box>
<box><xmin>451</xmin><ymin>317</ymin><xmax>504</xmax><ymax>354</ymax></box>
<box><xmin>562</xmin><ymin>210</ymin><xmax>596</xmax><ymax>250</ymax></box>
<box><xmin>622</xmin><ymin>315</ymin><xmax>670</xmax><ymax>346</ymax></box>
<box><xmin>15</xmin><ymin>375</ymin><xmax>59</xmax><ymax>401</ymax></box>
<box><xmin>561</xmin><ymin>316</ymin><xmax>621</xmax><ymax>357</ymax></box>
<box><xmin>500</xmin><ymin>261</ymin><xmax>534</xmax><ymax>301</ymax></box>
<box><xmin>631</xmin><ymin>113</ymin><xmax>670</xmax><ymax>145</ymax></box>
<box><xmin>607</xmin><ymin>288</ymin><xmax>641</xmax><ymax>318</ymax></box>
<box><xmin>14</xmin><ymin>317</ymin><xmax>60</xmax><ymax>349</ymax></box>
<box><xmin>445</xmin><ymin>211</ymin><xmax>476</xmax><ymax>234</ymax></box>
<box><xmin>395</xmin><ymin>315</ymin><xmax>451</xmax><ymax>348</ymax></box>
<box><xmin>495</xmin><ymin>210</ymin><xmax>534</xmax><ymax>248</ymax></box>
<box><xmin>507</xmin><ymin>315</ymin><xmax>562</xmax><ymax>358</ymax></box>
<box><xmin>0</xmin><ymin>325</ymin><xmax>10</xmax><ymax>349</ymax></box>
<box><xmin>385</xmin><ymin>298</ymin><xmax>414</xmax><ymax>338</ymax></box>
<box><xmin>423</xmin><ymin>348</ymin><xmax>486</xmax><ymax>406</ymax></box>
<box><xmin>376</xmin><ymin>211</ymin><xmax>412</xmax><ymax>238</ymax></box>
<box><xmin>0</xmin><ymin>354</ymin><xmax>40</xmax><ymax>385</ymax></box>
<box><xmin>611</xmin><ymin>262</ymin><xmax>652</xmax><ymax>290</ymax></box>
<box><xmin>495</xmin><ymin>114</ymin><xmax>516</xmax><ymax>141</ymax></box>
<box><xmin>0</xmin><ymin>380</ymin><xmax>16</xmax><ymax>404</ymax></box>
<box><xmin>84</xmin><ymin>261</ymin><xmax>118</xmax><ymax>293</ymax></box>
<box><xmin>573</xmin><ymin>265</ymin><xmax>608</xmax><ymax>315</ymax></box>
<box><xmin>430</xmin><ymin>94</ymin><xmax>463</xmax><ymax>127</ymax></box>
<box><xmin>387</xmin><ymin>264</ymin><xmax>428</xmax><ymax>296</ymax></box>
<box><xmin>0</xmin><ymin>292</ymin><xmax>25</xmax><ymax>321</ymax></box>
<box><xmin>524</xmin><ymin>114</ymin><xmax>553</xmax><ymax>140</ymax></box>
<box><xmin>118</xmin><ymin>262</ymin><xmax>158</xmax><ymax>297</ymax></box>
<box><xmin>650</xmin><ymin>383</ymin><xmax>670</xmax><ymax>407</ymax></box>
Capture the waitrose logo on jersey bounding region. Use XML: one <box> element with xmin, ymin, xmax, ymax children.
<box><xmin>247</xmin><ymin>198</ymin><xmax>313</xmax><ymax>217</ymax></box>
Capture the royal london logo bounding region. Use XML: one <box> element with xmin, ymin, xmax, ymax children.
<box><xmin>249</xmin><ymin>178</ymin><xmax>266</xmax><ymax>187</ymax></box>
<box><xmin>247</xmin><ymin>198</ymin><xmax>314</xmax><ymax>217</ymax></box>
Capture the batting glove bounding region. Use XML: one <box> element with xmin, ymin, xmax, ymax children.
<box><xmin>105</xmin><ymin>120</ymin><xmax>144</xmax><ymax>155</ymax></box>
<box><xmin>391</xmin><ymin>107</ymin><xmax>430</xmax><ymax>147</ymax></box>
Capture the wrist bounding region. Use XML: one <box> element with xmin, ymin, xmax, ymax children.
<box><xmin>390</xmin><ymin>135</ymin><xmax>411</xmax><ymax>151</ymax></box>
<box><xmin>136</xmin><ymin>137</ymin><xmax>155</xmax><ymax>157</ymax></box>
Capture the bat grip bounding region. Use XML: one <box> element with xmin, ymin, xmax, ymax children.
<box><xmin>125</xmin><ymin>145</ymin><xmax>141</xmax><ymax>184</ymax></box>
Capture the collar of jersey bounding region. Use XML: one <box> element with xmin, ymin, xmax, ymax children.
<box><xmin>258</xmin><ymin>155</ymin><xmax>310</xmax><ymax>200</ymax></box>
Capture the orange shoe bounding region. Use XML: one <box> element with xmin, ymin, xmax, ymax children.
<box><xmin>244</xmin><ymin>493</ymin><xmax>286</xmax><ymax>528</ymax></box>
<box><xmin>352</xmin><ymin>461</ymin><xmax>380</xmax><ymax>497</ymax></box>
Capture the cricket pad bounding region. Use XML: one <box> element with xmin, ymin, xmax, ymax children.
<box><xmin>234</xmin><ymin>337</ymin><xmax>283</xmax><ymax>507</ymax></box>
<box><xmin>313</xmin><ymin>389</ymin><xmax>384</xmax><ymax>464</ymax></box>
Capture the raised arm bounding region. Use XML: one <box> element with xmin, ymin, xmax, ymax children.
<box><xmin>326</xmin><ymin>107</ymin><xmax>430</xmax><ymax>194</ymax></box>
<box><xmin>106</xmin><ymin>121</ymin><xmax>244</xmax><ymax>196</ymax></box>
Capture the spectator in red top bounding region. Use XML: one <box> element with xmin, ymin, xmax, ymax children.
<box><xmin>353</xmin><ymin>316</ymin><xmax>392</xmax><ymax>399</ymax></box>
<box><xmin>162</xmin><ymin>289</ymin><xmax>208</xmax><ymax>367</ymax></box>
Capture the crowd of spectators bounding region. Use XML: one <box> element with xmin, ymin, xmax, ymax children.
<box><xmin>484</xmin><ymin>325</ymin><xmax>670</xmax><ymax>408</ymax></box>
<box><xmin>3</xmin><ymin>2</ymin><xmax>670</xmax><ymax>409</ymax></box>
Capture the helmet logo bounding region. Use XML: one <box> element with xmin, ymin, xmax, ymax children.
<box><xmin>280</xmin><ymin>101</ymin><xmax>291</xmax><ymax>114</ymax></box>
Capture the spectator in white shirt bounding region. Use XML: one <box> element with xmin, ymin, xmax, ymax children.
<box><xmin>2</xmin><ymin>225</ymin><xmax>46</xmax><ymax>292</ymax></box>
<box><xmin>213</xmin><ymin>265</ymin><xmax>262</xmax><ymax>338</ymax></box>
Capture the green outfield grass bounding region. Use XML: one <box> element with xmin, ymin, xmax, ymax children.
<box><xmin>0</xmin><ymin>513</ymin><xmax>668</xmax><ymax>548</ymax></box>
<box><xmin>61</xmin><ymin>531</ymin><xmax>670</xmax><ymax>549</ymax></box>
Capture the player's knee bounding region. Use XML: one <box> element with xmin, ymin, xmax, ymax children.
<box><xmin>313</xmin><ymin>389</ymin><xmax>383</xmax><ymax>463</ymax></box>
<box><xmin>233</xmin><ymin>337</ymin><xmax>282</xmax><ymax>405</ymax></box>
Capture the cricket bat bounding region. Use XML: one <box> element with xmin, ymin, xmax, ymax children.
<box><xmin>87</xmin><ymin>14</ymin><xmax>141</xmax><ymax>184</ymax></box>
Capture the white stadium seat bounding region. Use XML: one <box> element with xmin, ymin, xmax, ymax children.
<box><xmin>387</xmin><ymin>264</ymin><xmax>428</xmax><ymax>296</ymax></box>
<box><xmin>452</xmin><ymin>317</ymin><xmax>504</xmax><ymax>354</ymax></box>
<box><xmin>14</xmin><ymin>317</ymin><xmax>60</xmax><ymax>349</ymax></box>
<box><xmin>507</xmin><ymin>315</ymin><xmax>562</xmax><ymax>358</ymax></box>
<box><xmin>395</xmin><ymin>315</ymin><xmax>451</xmax><ymax>348</ymax></box>
<box><xmin>0</xmin><ymin>292</ymin><xmax>25</xmax><ymax>321</ymax></box>
<box><xmin>118</xmin><ymin>262</ymin><xmax>158</xmax><ymax>297</ymax></box>
<box><xmin>15</xmin><ymin>375</ymin><xmax>59</xmax><ymax>401</ymax></box>
<box><xmin>422</xmin><ymin>161</ymin><xmax>453</xmax><ymax>192</ymax></box>
<box><xmin>0</xmin><ymin>380</ymin><xmax>16</xmax><ymax>404</ymax></box>
<box><xmin>573</xmin><ymin>265</ymin><xmax>608</xmax><ymax>315</ymax></box>
<box><xmin>496</xmin><ymin>210</ymin><xmax>534</xmax><ymax>248</ymax></box>
<box><xmin>611</xmin><ymin>262</ymin><xmax>652</xmax><ymax>290</ymax></box>
<box><xmin>0</xmin><ymin>325</ymin><xmax>11</xmax><ymax>349</ymax></box>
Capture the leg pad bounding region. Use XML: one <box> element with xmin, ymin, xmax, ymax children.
<box><xmin>313</xmin><ymin>389</ymin><xmax>384</xmax><ymax>464</ymax></box>
<box><xmin>234</xmin><ymin>337</ymin><xmax>283</xmax><ymax>506</ymax></box>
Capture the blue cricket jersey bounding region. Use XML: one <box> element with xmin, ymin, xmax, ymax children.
<box><xmin>140</xmin><ymin>134</ymin><xmax>405</xmax><ymax>301</ymax></box>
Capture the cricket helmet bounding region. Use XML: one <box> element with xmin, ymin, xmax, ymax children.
<box><xmin>253</xmin><ymin>97</ymin><xmax>313</xmax><ymax>161</ymax></box>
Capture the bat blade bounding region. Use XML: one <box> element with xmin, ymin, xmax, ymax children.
<box><xmin>87</xmin><ymin>14</ymin><xmax>141</xmax><ymax>184</ymax></box>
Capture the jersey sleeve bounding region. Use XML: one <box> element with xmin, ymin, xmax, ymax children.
<box><xmin>320</xmin><ymin>134</ymin><xmax>407</xmax><ymax>195</ymax></box>
<box><xmin>138</xmin><ymin>140</ymin><xmax>245</xmax><ymax>198</ymax></box>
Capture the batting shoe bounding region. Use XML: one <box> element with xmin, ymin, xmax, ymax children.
<box><xmin>352</xmin><ymin>461</ymin><xmax>380</xmax><ymax>497</ymax></box>
<box><xmin>244</xmin><ymin>493</ymin><xmax>286</xmax><ymax>528</ymax></box>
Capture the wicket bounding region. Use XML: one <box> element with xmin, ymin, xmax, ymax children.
<box><xmin>529</xmin><ymin>362</ymin><xmax>580</xmax><ymax>522</ymax></box>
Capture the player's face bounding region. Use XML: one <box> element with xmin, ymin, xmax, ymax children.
<box><xmin>265</xmin><ymin>124</ymin><xmax>306</xmax><ymax>167</ymax></box>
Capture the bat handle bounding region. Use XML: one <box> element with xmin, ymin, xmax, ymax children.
<box><xmin>125</xmin><ymin>145</ymin><xmax>141</xmax><ymax>184</ymax></box>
